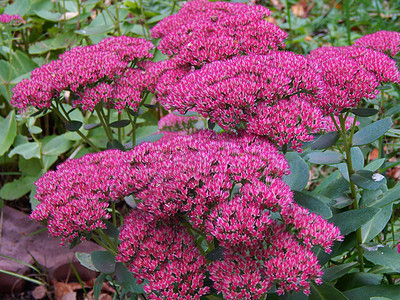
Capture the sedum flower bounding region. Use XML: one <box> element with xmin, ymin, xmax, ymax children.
<box><xmin>0</xmin><ymin>14</ymin><xmax>23</xmax><ymax>25</ymax></box>
<box><xmin>353</xmin><ymin>30</ymin><xmax>400</xmax><ymax>58</ymax></box>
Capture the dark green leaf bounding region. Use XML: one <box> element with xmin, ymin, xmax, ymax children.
<box><xmin>18</xmin><ymin>157</ymin><xmax>42</xmax><ymax>177</ymax></box>
<box><xmin>364</xmin><ymin>158</ymin><xmax>386</xmax><ymax>172</ymax></box>
<box><xmin>0</xmin><ymin>111</ymin><xmax>17</xmax><ymax>156</ymax></box>
<box><xmin>309</xmin><ymin>280</ymin><xmax>349</xmax><ymax>300</ymax></box>
<box><xmin>361</xmin><ymin>204</ymin><xmax>392</xmax><ymax>243</ymax></box>
<box><xmin>206</xmin><ymin>247</ymin><xmax>225</xmax><ymax>262</ymax></box>
<box><xmin>107</xmin><ymin>139</ymin><xmax>126</xmax><ymax>151</ymax></box>
<box><xmin>344</xmin><ymin>285</ymin><xmax>400</xmax><ymax>300</ymax></box>
<box><xmin>322</xmin><ymin>262</ymin><xmax>358</xmax><ymax>282</ymax></box>
<box><xmin>283</xmin><ymin>152</ymin><xmax>309</xmax><ymax>191</ymax></box>
<box><xmin>103</xmin><ymin>221</ymin><xmax>119</xmax><ymax>239</ymax></box>
<box><xmin>84</xmin><ymin>123</ymin><xmax>101</xmax><ymax>130</ymax></box>
<box><xmin>314</xmin><ymin>170</ymin><xmax>349</xmax><ymax>199</ymax></box>
<box><xmin>293</xmin><ymin>191</ymin><xmax>332</xmax><ymax>219</ymax></box>
<box><xmin>311</xmin><ymin>132</ymin><xmax>340</xmax><ymax>150</ymax></box>
<box><xmin>363</xmin><ymin>244</ymin><xmax>400</xmax><ymax>272</ymax></box>
<box><xmin>307</xmin><ymin>151</ymin><xmax>343</xmax><ymax>164</ymax></box>
<box><xmin>329</xmin><ymin>207</ymin><xmax>380</xmax><ymax>236</ymax></box>
<box><xmin>65</xmin><ymin>121</ymin><xmax>83</xmax><ymax>132</ymax></box>
<box><xmin>135</xmin><ymin>133</ymin><xmax>164</xmax><ymax>145</ymax></box>
<box><xmin>351</xmin><ymin>108</ymin><xmax>379</xmax><ymax>117</ymax></box>
<box><xmin>91</xmin><ymin>251</ymin><xmax>116</xmax><ymax>274</ymax></box>
<box><xmin>369</xmin><ymin>182</ymin><xmax>400</xmax><ymax>208</ymax></box>
<box><xmin>115</xmin><ymin>262</ymin><xmax>145</xmax><ymax>294</ymax></box>
<box><xmin>351</xmin><ymin>170</ymin><xmax>386</xmax><ymax>190</ymax></box>
<box><xmin>143</xmin><ymin>103</ymin><xmax>159</xmax><ymax>109</ymax></box>
<box><xmin>30</xmin><ymin>108</ymin><xmax>48</xmax><ymax>117</ymax></box>
<box><xmin>94</xmin><ymin>273</ymin><xmax>107</xmax><ymax>299</ymax></box>
<box><xmin>0</xmin><ymin>176</ymin><xmax>37</xmax><ymax>200</ymax></box>
<box><xmin>335</xmin><ymin>273</ymin><xmax>383</xmax><ymax>291</ymax></box>
<box><xmin>75</xmin><ymin>252</ymin><xmax>99</xmax><ymax>272</ymax></box>
<box><xmin>208</xmin><ymin>119</ymin><xmax>216</xmax><ymax>130</ymax></box>
<box><xmin>109</xmin><ymin>120</ymin><xmax>130</xmax><ymax>128</ymax></box>
<box><xmin>127</xmin><ymin>107</ymin><xmax>143</xmax><ymax>116</ymax></box>
<box><xmin>352</xmin><ymin>118</ymin><xmax>392</xmax><ymax>146</ymax></box>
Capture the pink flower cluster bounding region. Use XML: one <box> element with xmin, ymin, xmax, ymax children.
<box><xmin>156</xmin><ymin>52</ymin><xmax>325</xmax><ymax>149</ymax></box>
<box><xmin>117</xmin><ymin>130</ymin><xmax>343</xmax><ymax>298</ymax></box>
<box><xmin>30</xmin><ymin>150</ymin><xmax>133</xmax><ymax>244</ymax></box>
<box><xmin>151</xmin><ymin>0</ymin><xmax>287</xmax><ymax>66</ymax></box>
<box><xmin>158</xmin><ymin>112</ymin><xmax>200</xmax><ymax>134</ymax></box>
<box><xmin>118</xmin><ymin>210</ymin><xmax>210</xmax><ymax>299</ymax></box>
<box><xmin>0</xmin><ymin>14</ymin><xmax>23</xmax><ymax>24</ymax></box>
<box><xmin>12</xmin><ymin>36</ymin><xmax>154</xmax><ymax>111</ymax></box>
<box><xmin>353</xmin><ymin>30</ymin><xmax>400</xmax><ymax>58</ymax></box>
<box><xmin>308</xmin><ymin>46</ymin><xmax>400</xmax><ymax>114</ymax></box>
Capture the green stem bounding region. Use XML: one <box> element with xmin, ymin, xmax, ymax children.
<box><xmin>51</xmin><ymin>103</ymin><xmax>101</xmax><ymax>151</ymax></box>
<box><xmin>170</xmin><ymin>0</ymin><xmax>177</xmax><ymax>15</ymax></box>
<box><xmin>75</xmin><ymin>0</ymin><xmax>81</xmax><ymax>30</ymax></box>
<box><xmin>344</xmin><ymin>0</ymin><xmax>351</xmax><ymax>45</ymax></box>
<box><xmin>112</xmin><ymin>201</ymin><xmax>117</xmax><ymax>228</ymax></box>
<box><xmin>285</xmin><ymin>0</ymin><xmax>292</xmax><ymax>43</ymax></box>
<box><xmin>95</xmin><ymin>106</ymin><xmax>113</xmax><ymax>142</ymax></box>
<box><xmin>91</xmin><ymin>235</ymin><xmax>117</xmax><ymax>256</ymax></box>
<box><xmin>336</xmin><ymin>114</ymin><xmax>365</xmax><ymax>272</ymax></box>
<box><xmin>114</xmin><ymin>0</ymin><xmax>121</xmax><ymax>35</ymax></box>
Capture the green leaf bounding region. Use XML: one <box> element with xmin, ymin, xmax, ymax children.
<box><xmin>351</xmin><ymin>108</ymin><xmax>379</xmax><ymax>117</ymax></box>
<box><xmin>18</xmin><ymin>157</ymin><xmax>42</xmax><ymax>177</ymax></box>
<box><xmin>362</xmin><ymin>204</ymin><xmax>392</xmax><ymax>243</ymax></box>
<box><xmin>103</xmin><ymin>221</ymin><xmax>119</xmax><ymax>239</ymax></box>
<box><xmin>93</xmin><ymin>273</ymin><xmax>107</xmax><ymax>299</ymax></box>
<box><xmin>329</xmin><ymin>207</ymin><xmax>380</xmax><ymax>236</ymax></box>
<box><xmin>91</xmin><ymin>251</ymin><xmax>116</xmax><ymax>274</ymax></box>
<box><xmin>135</xmin><ymin>133</ymin><xmax>164</xmax><ymax>146</ymax></box>
<box><xmin>369</xmin><ymin>182</ymin><xmax>400</xmax><ymax>208</ymax></box>
<box><xmin>309</xmin><ymin>280</ymin><xmax>349</xmax><ymax>300</ymax></box>
<box><xmin>314</xmin><ymin>170</ymin><xmax>349</xmax><ymax>199</ymax></box>
<box><xmin>8</xmin><ymin>142</ymin><xmax>40</xmax><ymax>160</ymax></box>
<box><xmin>11</xmin><ymin>50</ymin><xmax>38</xmax><ymax>76</ymax></box>
<box><xmin>344</xmin><ymin>285</ymin><xmax>400</xmax><ymax>300</ymax></box>
<box><xmin>115</xmin><ymin>262</ymin><xmax>145</xmax><ymax>294</ymax></box>
<box><xmin>75</xmin><ymin>252</ymin><xmax>99</xmax><ymax>272</ymax></box>
<box><xmin>4</xmin><ymin>0</ymin><xmax>31</xmax><ymax>16</ymax></box>
<box><xmin>83</xmin><ymin>123</ymin><xmax>101</xmax><ymax>130</ymax></box>
<box><xmin>293</xmin><ymin>191</ymin><xmax>332</xmax><ymax>219</ymax></box>
<box><xmin>0</xmin><ymin>176</ymin><xmax>37</xmax><ymax>200</ymax></box>
<box><xmin>362</xmin><ymin>244</ymin><xmax>400</xmax><ymax>272</ymax></box>
<box><xmin>65</xmin><ymin>120</ymin><xmax>83</xmax><ymax>132</ymax></box>
<box><xmin>75</xmin><ymin>24</ymin><xmax>114</xmax><ymax>36</ymax></box>
<box><xmin>136</xmin><ymin>125</ymin><xmax>159</xmax><ymax>140</ymax></box>
<box><xmin>351</xmin><ymin>170</ymin><xmax>386</xmax><ymax>190</ymax></box>
<box><xmin>42</xmin><ymin>155</ymin><xmax>58</xmax><ymax>171</ymax></box>
<box><xmin>307</xmin><ymin>151</ymin><xmax>343</xmax><ymax>164</ymax></box>
<box><xmin>283</xmin><ymin>152</ymin><xmax>309</xmax><ymax>191</ymax></box>
<box><xmin>28</xmin><ymin>126</ymin><xmax>42</xmax><ymax>134</ymax></box>
<box><xmin>335</xmin><ymin>273</ymin><xmax>383</xmax><ymax>291</ymax></box>
<box><xmin>33</xmin><ymin>9</ymin><xmax>62</xmax><ymax>21</ymax></box>
<box><xmin>352</xmin><ymin>118</ymin><xmax>392</xmax><ymax>146</ymax></box>
<box><xmin>364</xmin><ymin>158</ymin><xmax>386</xmax><ymax>172</ymax></box>
<box><xmin>109</xmin><ymin>120</ymin><xmax>130</xmax><ymax>128</ymax></box>
<box><xmin>335</xmin><ymin>148</ymin><xmax>364</xmax><ymax>181</ymax></box>
<box><xmin>42</xmin><ymin>135</ymin><xmax>72</xmax><ymax>156</ymax></box>
<box><xmin>173</xmin><ymin>111</ymin><xmax>199</xmax><ymax>117</ymax></box>
<box><xmin>311</xmin><ymin>132</ymin><xmax>340</xmax><ymax>150</ymax></box>
<box><xmin>322</xmin><ymin>262</ymin><xmax>358</xmax><ymax>282</ymax></box>
<box><xmin>0</xmin><ymin>111</ymin><xmax>17</xmax><ymax>156</ymax></box>
<box><xmin>29</xmin><ymin>32</ymin><xmax>77</xmax><ymax>55</ymax></box>
<box><xmin>107</xmin><ymin>139</ymin><xmax>126</xmax><ymax>151</ymax></box>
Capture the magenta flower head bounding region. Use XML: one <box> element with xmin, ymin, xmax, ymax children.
<box><xmin>157</xmin><ymin>53</ymin><xmax>325</xmax><ymax>149</ymax></box>
<box><xmin>0</xmin><ymin>14</ymin><xmax>23</xmax><ymax>25</ymax></box>
<box><xmin>30</xmin><ymin>150</ymin><xmax>134</xmax><ymax>244</ymax></box>
<box><xmin>151</xmin><ymin>0</ymin><xmax>287</xmax><ymax>66</ymax></box>
<box><xmin>353</xmin><ymin>30</ymin><xmax>400</xmax><ymax>58</ymax></box>
<box><xmin>11</xmin><ymin>36</ymin><xmax>154</xmax><ymax>112</ymax></box>
<box><xmin>308</xmin><ymin>46</ymin><xmax>400</xmax><ymax>115</ymax></box>
<box><xmin>118</xmin><ymin>209</ymin><xmax>210</xmax><ymax>299</ymax></box>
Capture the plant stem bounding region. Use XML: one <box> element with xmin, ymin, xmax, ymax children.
<box><xmin>344</xmin><ymin>0</ymin><xmax>351</xmax><ymax>45</ymax></box>
<box><xmin>114</xmin><ymin>0</ymin><xmax>121</xmax><ymax>35</ymax></box>
<box><xmin>336</xmin><ymin>114</ymin><xmax>365</xmax><ymax>272</ymax></box>
<box><xmin>95</xmin><ymin>106</ymin><xmax>114</xmax><ymax>142</ymax></box>
<box><xmin>91</xmin><ymin>235</ymin><xmax>117</xmax><ymax>256</ymax></box>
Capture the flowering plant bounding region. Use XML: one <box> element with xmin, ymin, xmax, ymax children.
<box><xmin>2</xmin><ymin>0</ymin><xmax>400</xmax><ymax>299</ymax></box>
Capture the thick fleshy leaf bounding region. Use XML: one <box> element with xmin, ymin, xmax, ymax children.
<box><xmin>322</xmin><ymin>262</ymin><xmax>358</xmax><ymax>282</ymax></box>
<box><xmin>309</xmin><ymin>280</ymin><xmax>349</xmax><ymax>300</ymax></box>
<box><xmin>350</xmin><ymin>170</ymin><xmax>386</xmax><ymax>190</ymax></box>
<box><xmin>329</xmin><ymin>207</ymin><xmax>380</xmax><ymax>236</ymax></box>
<box><xmin>364</xmin><ymin>158</ymin><xmax>386</xmax><ymax>172</ymax></box>
<box><xmin>173</xmin><ymin>111</ymin><xmax>199</xmax><ymax>117</ymax></box>
<box><xmin>65</xmin><ymin>120</ymin><xmax>83</xmax><ymax>132</ymax></box>
<box><xmin>4</xmin><ymin>0</ymin><xmax>31</xmax><ymax>16</ymax></box>
<box><xmin>335</xmin><ymin>273</ymin><xmax>383</xmax><ymax>291</ymax></box>
<box><xmin>115</xmin><ymin>262</ymin><xmax>145</xmax><ymax>293</ymax></box>
<box><xmin>109</xmin><ymin>120</ymin><xmax>130</xmax><ymax>128</ymax></box>
<box><xmin>311</xmin><ymin>132</ymin><xmax>340</xmax><ymax>150</ymax></box>
<box><xmin>135</xmin><ymin>133</ymin><xmax>164</xmax><ymax>146</ymax></box>
<box><xmin>107</xmin><ymin>139</ymin><xmax>126</xmax><ymax>151</ymax></box>
<box><xmin>84</xmin><ymin>123</ymin><xmax>101</xmax><ymax>130</ymax></box>
<box><xmin>283</xmin><ymin>152</ymin><xmax>309</xmax><ymax>191</ymax></box>
<box><xmin>76</xmin><ymin>25</ymin><xmax>114</xmax><ymax>36</ymax></box>
<box><xmin>8</xmin><ymin>142</ymin><xmax>40</xmax><ymax>159</ymax></box>
<box><xmin>76</xmin><ymin>252</ymin><xmax>99</xmax><ymax>272</ymax></box>
<box><xmin>368</xmin><ymin>182</ymin><xmax>400</xmax><ymax>208</ymax></box>
<box><xmin>344</xmin><ymin>285</ymin><xmax>400</xmax><ymax>300</ymax></box>
<box><xmin>42</xmin><ymin>135</ymin><xmax>72</xmax><ymax>156</ymax></box>
<box><xmin>94</xmin><ymin>273</ymin><xmax>107</xmax><ymax>299</ymax></box>
<box><xmin>363</xmin><ymin>244</ymin><xmax>400</xmax><ymax>272</ymax></box>
<box><xmin>293</xmin><ymin>191</ymin><xmax>332</xmax><ymax>219</ymax></box>
<box><xmin>336</xmin><ymin>147</ymin><xmax>364</xmax><ymax>181</ymax></box>
<box><xmin>205</xmin><ymin>247</ymin><xmax>225</xmax><ymax>262</ymax></box>
<box><xmin>91</xmin><ymin>251</ymin><xmax>116</xmax><ymax>274</ymax></box>
<box><xmin>0</xmin><ymin>111</ymin><xmax>17</xmax><ymax>156</ymax></box>
<box><xmin>307</xmin><ymin>151</ymin><xmax>343</xmax><ymax>164</ymax></box>
<box><xmin>33</xmin><ymin>9</ymin><xmax>63</xmax><ymax>21</ymax></box>
<box><xmin>351</xmin><ymin>108</ymin><xmax>379</xmax><ymax>117</ymax></box>
<box><xmin>103</xmin><ymin>221</ymin><xmax>119</xmax><ymax>239</ymax></box>
<box><xmin>352</xmin><ymin>118</ymin><xmax>392</xmax><ymax>146</ymax></box>
<box><xmin>0</xmin><ymin>176</ymin><xmax>37</xmax><ymax>200</ymax></box>
<box><xmin>362</xmin><ymin>204</ymin><xmax>392</xmax><ymax>243</ymax></box>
